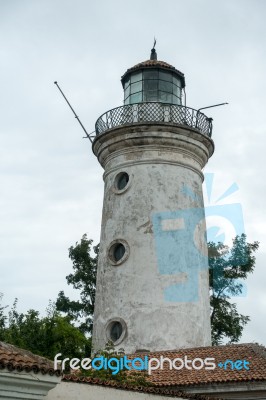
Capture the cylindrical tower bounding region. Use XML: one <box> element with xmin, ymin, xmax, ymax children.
<box><xmin>92</xmin><ymin>48</ymin><xmax>214</xmax><ymax>354</ymax></box>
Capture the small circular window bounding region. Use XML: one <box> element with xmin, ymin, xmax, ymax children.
<box><xmin>106</xmin><ymin>318</ymin><xmax>127</xmax><ymax>345</ymax></box>
<box><xmin>108</xmin><ymin>239</ymin><xmax>129</xmax><ymax>266</ymax></box>
<box><xmin>110</xmin><ymin>322</ymin><xmax>123</xmax><ymax>342</ymax></box>
<box><xmin>117</xmin><ymin>173</ymin><xmax>129</xmax><ymax>190</ymax></box>
<box><xmin>113</xmin><ymin>172</ymin><xmax>131</xmax><ymax>194</ymax></box>
<box><xmin>113</xmin><ymin>243</ymin><xmax>125</xmax><ymax>261</ymax></box>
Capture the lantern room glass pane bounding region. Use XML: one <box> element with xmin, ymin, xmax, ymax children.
<box><xmin>159</xmin><ymin>80</ymin><xmax>172</xmax><ymax>93</ymax></box>
<box><xmin>124</xmin><ymin>68</ymin><xmax>183</xmax><ymax>105</ymax></box>
<box><xmin>124</xmin><ymin>85</ymin><xmax>130</xmax><ymax>98</ymax></box>
<box><xmin>173</xmin><ymin>85</ymin><xmax>181</xmax><ymax>98</ymax></box>
<box><xmin>130</xmin><ymin>92</ymin><xmax>142</xmax><ymax>103</ymax></box>
<box><xmin>173</xmin><ymin>94</ymin><xmax>180</xmax><ymax>104</ymax></box>
<box><xmin>144</xmin><ymin>90</ymin><xmax>158</xmax><ymax>102</ymax></box>
<box><xmin>172</xmin><ymin>95</ymin><xmax>181</xmax><ymax>105</ymax></box>
<box><xmin>131</xmin><ymin>71</ymin><xmax>142</xmax><ymax>83</ymax></box>
<box><xmin>173</xmin><ymin>76</ymin><xmax>181</xmax><ymax>87</ymax></box>
<box><xmin>159</xmin><ymin>91</ymin><xmax>172</xmax><ymax>103</ymax></box>
<box><xmin>131</xmin><ymin>81</ymin><xmax>142</xmax><ymax>94</ymax></box>
<box><xmin>159</xmin><ymin>71</ymin><xmax>172</xmax><ymax>82</ymax></box>
<box><xmin>144</xmin><ymin>80</ymin><xmax>158</xmax><ymax>91</ymax></box>
<box><xmin>143</xmin><ymin>70</ymin><xmax>158</xmax><ymax>80</ymax></box>
<box><xmin>124</xmin><ymin>77</ymin><xmax>130</xmax><ymax>89</ymax></box>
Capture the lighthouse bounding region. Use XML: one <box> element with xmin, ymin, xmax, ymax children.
<box><xmin>91</xmin><ymin>46</ymin><xmax>214</xmax><ymax>354</ymax></box>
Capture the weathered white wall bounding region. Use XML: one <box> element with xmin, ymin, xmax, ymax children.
<box><xmin>45</xmin><ymin>381</ymin><xmax>186</xmax><ymax>400</ymax></box>
<box><xmin>92</xmin><ymin>124</ymin><xmax>214</xmax><ymax>354</ymax></box>
<box><xmin>0</xmin><ymin>368</ymin><xmax>60</xmax><ymax>399</ymax></box>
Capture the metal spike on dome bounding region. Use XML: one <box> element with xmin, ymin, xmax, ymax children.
<box><xmin>150</xmin><ymin>37</ymin><xmax>157</xmax><ymax>60</ymax></box>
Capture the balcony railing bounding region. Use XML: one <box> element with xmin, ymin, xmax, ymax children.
<box><xmin>95</xmin><ymin>102</ymin><xmax>213</xmax><ymax>138</ymax></box>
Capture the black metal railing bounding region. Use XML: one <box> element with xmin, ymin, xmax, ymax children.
<box><xmin>95</xmin><ymin>102</ymin><xmax>212</xmax><ymax>138</ymax></box>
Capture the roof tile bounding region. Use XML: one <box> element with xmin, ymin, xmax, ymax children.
<box><xmin>129</xmin><ymin>343</ymin><xmax>266</xmax><ymax>387</ymax></box>
<box><xmin>0</xmin><ymin>341</ymin><xmax>61</xmax><ymax>376</ymax></box>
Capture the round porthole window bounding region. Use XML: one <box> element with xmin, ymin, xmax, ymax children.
<box><xmin>110</xmin><ymin>322</ymin><xmax>123</xmax><ymax>342</ymax></box>
<box><xmin>113</xmin><ymin>172</ymin><xmax>131</xmax><ymax>194</ymax></box>
<box><xmin>117</xmin><ymin>172</ymin><xmax>129</xmax><ymax>190</ymax></box>
<box><xmin>106</xmin><ymin>318</ymin><xmax>127</xmax><ymax>345</ymax></box>
<box><xmin>108</xmin><ymin>239</ymin><xmax>129</xmax><ymax>266</ymax></box>
<box><xmin>113</xmin><ymin>243</ymin><xmax>125</xmax><ymax>261</ymax></box>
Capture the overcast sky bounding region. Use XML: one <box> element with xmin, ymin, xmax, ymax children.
<box><xmin>0</xmin><ymin>0</ymin><xmax>265</xmax><ymax>346</ymax></box>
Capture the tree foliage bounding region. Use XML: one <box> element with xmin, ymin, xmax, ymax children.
<box><xmin>56</xmin><ymin>234</ymin><xmax>99</xmax><ymax>335</ymax></box>
<box><xmin>209</xmin><ymin>234</ymin><xmax>259</xmax><ymax>345</ymax></box>
<box><xmin>0</xmin><ymin>297</ymin><xmax>89</xmax><ymax>360</ymax></box>
<box><xmin>0</xmin><ymin>293</ymin><xmax>7</xmax><ymax>341</ymax></box>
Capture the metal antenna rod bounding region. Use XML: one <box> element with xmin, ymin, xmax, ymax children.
<box><xmin>198</xmin><ymin>102</ymin><xmax>228</xmax><ymax>112</ymax></box>
<box><xmin>195</xmin><ymin>103</ymin><xmax>228</xmax><ymax>131</ymax></box>
<box><xmin>54</xmin><ymin>81</ymin><xmax>93</xmax><ymax>143</ymax></box>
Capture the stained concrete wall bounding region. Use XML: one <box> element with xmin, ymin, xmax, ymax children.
<box><xmin>92</xmin><ymin>124</ymin><xmax>214</xmax><ymax>354</ymax></box>
<box><xmin>45</xmin><ymin>381</ymin><xmax>187</xmax><ymax>400</ymax></box>
<box><xmin>0</xmin><ymin>368</ymin><xmax>60</xmax><ymax>399</ymax></box>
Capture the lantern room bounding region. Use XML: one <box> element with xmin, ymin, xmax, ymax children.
<box><xmin>121</xmin><ymin>47</ymin><xmax>186</xmax><ymax>106</ymax></box>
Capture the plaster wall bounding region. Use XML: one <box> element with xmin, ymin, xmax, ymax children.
<box><xmin>45</xmin><ymin>381</ymin><xmax>187</xmax><ymax>400</ymax></box>
<box><xmin>92</xmin><ymin>124</ymin><xmax>214</xmax><ymax>353</ymax></box>
<box><xmin>0</xmin><ymin>368</ymin><xmax>60</xmax><ymax>399</ymax></box>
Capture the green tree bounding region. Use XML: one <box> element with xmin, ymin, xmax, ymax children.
<box><xmin>209</xmin><ymin>234</ymin><xmax>259</xmax><ymax>345</ymax></box>
<box><xmin>56</xmin><ymin>234</ymin><xmax>98</xmax><ymax>335</ymax></box>
<box><xmin>1</xmin><ymin>299</ymin><xmax>89</xmax><ymax>361</ymax></box>
<box><xmin>57</xmin><ymin>233</ymin><xmax>259</xmax><ymax>347</ymax></box>
<box><xmin>0</xmin><ymin>293</ymin><xmax>7</xmax><ymax>341</ymax></box>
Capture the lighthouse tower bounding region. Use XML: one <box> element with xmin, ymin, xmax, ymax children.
<box><xmin>92</xmin><ymin>47</ymin><xmax>214</xmax><ymax>354</ymax></box>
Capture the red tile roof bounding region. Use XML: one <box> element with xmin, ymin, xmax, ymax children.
<box><xmin>0</xmin><ymin>341</ymin><xmax>61</xmax><ymax>376</ymax></box>
<box><xmin>63</xmin><ymin>374</ymin><xmax>219</xmax><ymax>399</ymax></box>
<box><xmin>131</xmin><ymin>343</ymin><xmax>266</xmax><ymax>387</ymax></box>
<box><xmin>2</xmin><ymin>341</ymin><xmax>265</xmax><ymax>394</ymax></box>
<box><xmin>128</xmin><ymin>59</ymin><xmax>180</xmax><ymax>72</ymax></box>
<box><xmin>63</xmin><ymin>343</ymin><xmax>266</xmax><ymax>398</ymax></box>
